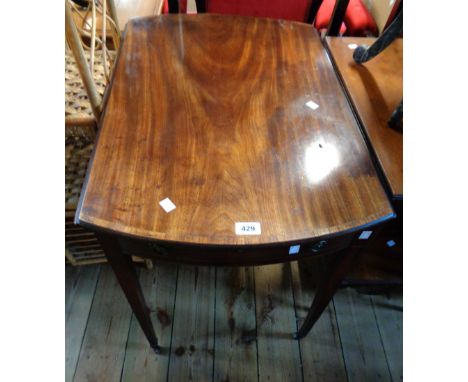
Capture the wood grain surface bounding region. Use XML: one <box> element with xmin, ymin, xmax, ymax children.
<box><xmin>77</xmin><ymin>15</ymin><xmax>393</xmax><ymax>246</ymax></box>
<box><xmin>325</xmin><ymin>37</ymin><xmax>403</xmax><ymax>198</ymax></box>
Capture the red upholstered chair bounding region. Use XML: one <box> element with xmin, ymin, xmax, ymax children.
<box><xmin>196</xmin><ymin>0</ymin><xmax>313</xmax><ymax>22</ymax></box>
<box><xmin>161</xmin><ymin>0</ymin><xmax>376</xmax><ymax>37</ymax></box>
<box><xmin>325</xmin><ymin>0</ymin><xmax>378</xmax><ymax>37</ymax></box>
<box><xmin>343</xmin><ymin>0</ymin><xmax>377</xmax><ymax>36</ymax></box>
<box><xmin>163</xmin><ymin>0</ymin><xmax>323</xmax><ymax>24</ymax></box>
<box><xmin>314</xmin><ymin>0</ymin><xmax>346</xmax><ymax>35</ymax></box>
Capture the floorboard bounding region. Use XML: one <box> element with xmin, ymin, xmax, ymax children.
<box><xmin>65</xmin><ymin>265</ymin><xmax>100</xmax><ymax>382</ymax></box>
<box><xmin>334</xmin><ymin>287</ymin><xmax>392</xmax><ymax>382</ymax></box>
<box><xmin>121</xmin><ymin>262</ymin><xmax>178</xmax><ymax>382</ymax></box>
<box><xmin>291</xmin><ymin>259</ymin><xmax>348</xmax><ymax>382</ymax></box>
<box><xmin>73</xmin><ymin>265</ymin><xmax>133</xmax><ymax>382</ymax></box>
<box><xmin>66</xmin><ymin>262</ymin><xmax>402</xmax><ymax>382</ymax></box>
<box><xmin>255</xmin><ymin>263</ymin><xmax>303</xmax><ymax>382</ymax></box>
<box><xmin>214</xmin><ymin>266</ymin><xmax>258</xmax><ymax>382</ymax></box>
<box><xmin>372</xmin><ymin>292</ymin><xmax>403</xmax><ymax>382</ymax></box>
<box><xmin>167</xmin><ymin>265</ymin><xmax>216</xmax><ymax>382</ymax></box>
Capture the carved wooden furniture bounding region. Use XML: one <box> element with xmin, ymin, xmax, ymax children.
<box><xmin>76</xmin><ymin>14</ymin><xmax>394</xmax><ymax>350</ymax></box>
<box><xmin>352</xmin><ymin>4</ymin><xmax>403</xmax><ymax>130</ymax></box>
<box><xmin>325</xmin><ymin>36</ymin><xmax>403</xmax><ymax>278</ymax></box>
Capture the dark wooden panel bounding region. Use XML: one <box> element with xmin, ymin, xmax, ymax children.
<box><xmin>347</xmin><ymin>233</ymin><xmax>402</xmax><ymax>283</ymax></box>
<box><xmin>326</xmin><ymin>37</ymin><xmax>403</xmax><ymax>198</ymax></box>
<box><xmin>77</xmin><ymin>14</ymin><xmax>393</xmax><ymax>247</ymax></box>
<box><xmin>118</xmin><ymin>232</ymin><xmax>354</xmax><ymax>266</ymax></box>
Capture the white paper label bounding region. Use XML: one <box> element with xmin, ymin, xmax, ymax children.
<box><xmin>305</xmin><ymin>100</ymin><xmax>319</xmax><ymax>110</ymax></box>
<box><xmin>159</xmin><ymin>197</ymin><xmax>176</xmax><ymax>213</ymax></box>
<box><xmin>358</xmin><ymin>230</ymin><xmax>373</xmax><ymax>240</ymax></box>
<box><xmin>289</xmin><ymin>245</ymin><xmax>301</xmax><ymax>255</ymax></box>
<box><xmin>348</xmin><ymin>43</ymin><xmax>358</xmax><ymax>50</ymax></box>
<box><xmin>235</xmin><ymin>222</ymin><xmax>261</xmax><ymax>235</ymax></box>
<box><xmin>387</xmin><ymin>240</ymin><xmax>396</xmax><ymax>247</ymax></box>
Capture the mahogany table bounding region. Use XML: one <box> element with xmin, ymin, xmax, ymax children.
<box><xmin>76</xmin><ymin>15</ymin><xmax>394</xmax><ymax>352</ymax></box>
<box><xmin>325</xmin><ymin>37</ymin><xmax>403</xmax><ymax>266</ymax></box>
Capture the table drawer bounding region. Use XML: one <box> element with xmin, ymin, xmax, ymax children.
<box><xmin>118</xmin><ymin>233</ymin><xmax>354</xmax><ymax>266</ymax></box>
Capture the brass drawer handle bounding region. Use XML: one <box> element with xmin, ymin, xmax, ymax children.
<box><xmin>310</xmin><ymin>240</ymin><xmax>328</xmax><ymax>253</ymax></box>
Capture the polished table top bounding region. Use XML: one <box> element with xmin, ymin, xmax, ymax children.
<box><xmin>77</xmin><ymin>14</ymin><xmax>393</xmax><ymax>246</ymax></box>
<box><xmin>325</xmin><ymin>37</ymin><xmax>403</xmax><ymax>199</ymax></box>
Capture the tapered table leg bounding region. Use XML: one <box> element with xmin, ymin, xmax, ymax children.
<box><xmin>294</xmin><ymin>247</ymin><xmax>359</xmax><ymax>339</ymax></box>
<box><xmin>97</xmin><ymin>232</ymin><xmax>160</xmax><ymax>352</ymax></box>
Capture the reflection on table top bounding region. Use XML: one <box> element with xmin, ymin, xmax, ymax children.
<box><xmin>325</xmin><ymin>37</ymin><xmax>403</xmax><ymax>199</ymax></box>
<box><xmin>77</xmin><ymin>14</ymin><xmax>393</xmax><ymax>246</ymax></box>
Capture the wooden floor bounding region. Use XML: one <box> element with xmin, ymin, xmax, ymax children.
<box><xmin>66</xmin><ymin>259</ymin><xmax>402</xmax><ymax>382</ymax></box>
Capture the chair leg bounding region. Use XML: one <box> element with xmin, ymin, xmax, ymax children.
<box><xmin>352</xmin><ymin>7</ymin><xmax>403</xmax><ymax>64</ymax></box>
<box><xmin>96</xmin><ymin>232</ymin><xmax>160</xmax><ymax>352</ymax></box>
<box><xmin>388</xmin><ymin>99</ymin><xmax>403</xmax><ymax>131</ymax></box>
<box><xmin>294</xmin><ymin>247</ymin><xmax>359</xmax><ymax>339</ymax></box>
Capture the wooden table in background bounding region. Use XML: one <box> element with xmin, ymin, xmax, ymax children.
<box><xmin>325</xmin><ymin>37</ymin><xmax>403</xmax><ymax>279</ymax></box>
<box><xmin>77</xmin><ymin>15</ymin><xmax>394</xmax><ymax>351</ymax></box>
